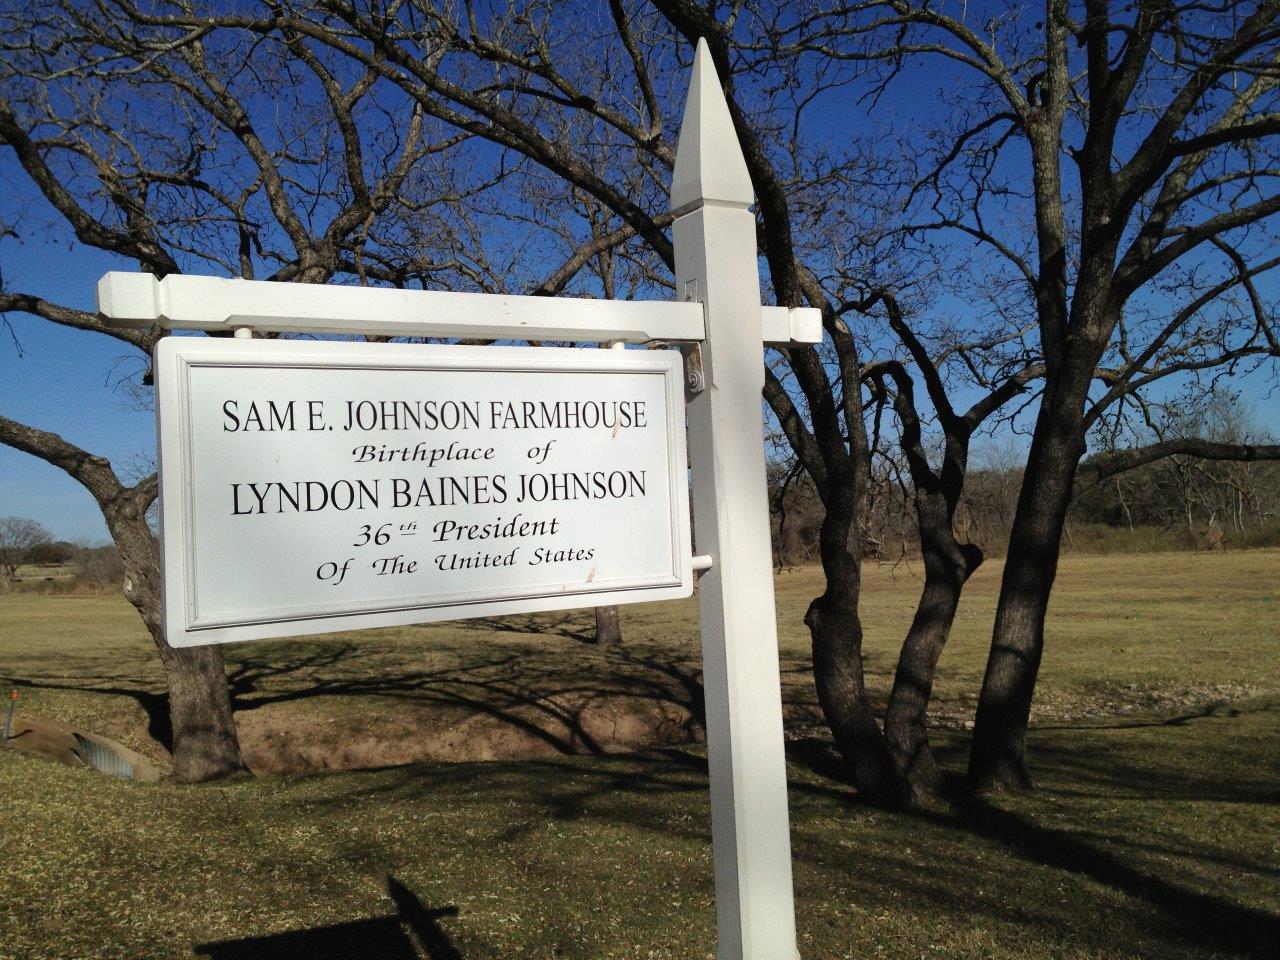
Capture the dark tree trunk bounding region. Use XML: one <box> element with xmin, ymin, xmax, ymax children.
<box><xmin>968</xmin><ymin>382</ymin><xmax>1087</xmax><ymax>791</ymax></box>
<box><xmin>884</xmin><ymin>494</ymin><xmax>982</xmax><ymax>804</ymax></box>
<box><xmin>806</xmin><ymin>481</ymin><xmax>902</xmax><ymax>807</ymax></box>
<box><xmin>104</xmin><ymin>496</ymin><xmax>246</xmax><ymax>783</ymax></box>
<box><xmin>594</xmin><ymin>605</ymin><xmax>622</xmax><ymax>647</ymax></box>
<box><xmin>152</xmin><ymin>641</ymin><xmax>247</xmax><ymax>783</ymax></box>
<box><xmin>870</xmin><ymin>343</ymin><xmax>984</xmax><ymax>805</ymax></box>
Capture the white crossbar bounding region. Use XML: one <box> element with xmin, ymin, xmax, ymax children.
<box><xmin>96</xmin><ymin>272</ymin><xmax>821</xmax><ymax>346</ymax></box>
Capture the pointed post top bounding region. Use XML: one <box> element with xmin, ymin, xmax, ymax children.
<box><xmin>670</xmin><ymin>38</ymin><xmax>754</xmax><ymax>212</ymax></box>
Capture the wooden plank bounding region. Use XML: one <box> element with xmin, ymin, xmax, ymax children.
<box><xmin>761</xmin><ymin>305</ymin><xmax>822</xmax><ymax>346</ymax></box>
<box><xmin>99</xmin><ymin>272</ymin><xmax>704</xmax><ymax>343</ymax></box>
<box><xmin>97</xmin><ymin>272</ymin><xmax>822</xmax><ymax>346</ymax></box>
<box><xmin>153</xmin><ymin>338</ymin><xmax>692</xmax><ymax>647</ymax></box>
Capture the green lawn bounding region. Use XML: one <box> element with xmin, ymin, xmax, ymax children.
<box><xmin>1</xmin><ymin>550</ymin><xmax>1277</xmax><ymax>959</ymax></box>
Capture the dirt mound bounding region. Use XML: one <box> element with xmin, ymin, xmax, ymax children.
<box><xmin>236</xmin><ymin>694</ymin><xmax>702</xmax><ymax>775</ymax></box>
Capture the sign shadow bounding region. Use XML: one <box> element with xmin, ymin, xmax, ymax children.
<box><xmin>194</xmin><ymin>877</ymin><xmax>463</xmax><ymax>960</ymax></box>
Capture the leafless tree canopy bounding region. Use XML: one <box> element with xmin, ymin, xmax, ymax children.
<box><xmin>0</xmin><ymin>516</ymin><xmax>52</xmax><ymax>584</ymax></box>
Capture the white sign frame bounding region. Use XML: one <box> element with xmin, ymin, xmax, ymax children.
<box><xmin>107</xmin><ymin>38</ymin><xmax>807</xmax><ymax>960</ymax></box>
<box><xmin>155</xmin><ymin>337</ymin><xmax>692</xmax><ymax>647</ymax></box>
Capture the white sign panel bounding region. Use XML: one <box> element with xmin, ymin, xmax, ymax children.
<box><xmin>155</xmin><ymin>338</ymin><xmax>691</xmax><ymax>646</ymax></box>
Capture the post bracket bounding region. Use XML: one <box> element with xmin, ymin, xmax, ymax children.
<box><xmin>682</xmin><ymin>343</ymin><xmax>706</xmax><ymax>396</ymax></box>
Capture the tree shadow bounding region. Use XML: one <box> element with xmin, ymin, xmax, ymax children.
<box><xmin>917</xmin><ymin>797</ymin><xmax>1280</xmax><ymax>959</ymax></box>
<box><xmin>460</xmin><ymin>610</ymin><xmax>598</xmax><ymax>644</ymax></box>
<box><xmin>1034</xmin><ymin>698</ymin><xmax>1279</xmax><ymax>734</ymax></box>
<box><xmin>195</xmin><ymin>877</ymin><xmax>464</xmax><ymax>960</ymax></box>
<box><xmin>0</xmin><ymin>673</ymin><xmax>173</xmax><ymax>750</ymax></box>
<box><xmin>3</xmin><ymin>638</ymin><xmax>711</xmax><ymax>762</ymax></box>
<box><xmin>278</xmin><ymin>737</ymin><xmax>1278</xmax><ymax>960</ymax></box>
<box><xmin>922</xmin><ymin>703</ymin><xmax>1280</xmax><ymax>805</ymax></box>
<box><xmin>785</xmin><ymin>736</ymin><xmax>855</xmax><ymax>788</ymax></box>
<box><xmin>226</xmin><ymin>644</ymin><xmax>707</xmax><ymax>756</ymax></box>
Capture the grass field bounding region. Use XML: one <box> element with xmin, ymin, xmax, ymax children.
<box><xmin>1</xmin><ymin>550</ymin><xmax>1277</xmax><ymax>959</ymax></box>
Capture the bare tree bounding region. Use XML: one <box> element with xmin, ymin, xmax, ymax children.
<box><xmin>1076</xmin><ymin>396</ymin><xmax>1280</xmax><ymax>541</ymax></box>
<box><xmin>860</xmin><ymin>292</ymin><xmax>1038</xmax><ymax>800</ymax></box>
<box><xmin>1075</xmin><ymin>435</ymin><xmax>1280</xmax><ymax>510</ymax></box>
<box><xmin>0</xmin><ymin>6</ymin><xmax>473</xmax><ymax>781</ymax></box>
<box><xmin>0</xmin><ymin>516</ymin><xmax>51</xmax><ymax>586</ymax></box>
<box><xmin>778</xmin><ymin>0</ymin><xmax>1280</xmax><ymax>788</ymax></box>
<box><xmin>594</xmin><ymin>606</ymin><xmax>624</xmax><ymax>648</ymax></box>
<box><xmin>7</xmin><ymin>1</ymin><xmax>1277</xmax><ymax>803</ymax></box>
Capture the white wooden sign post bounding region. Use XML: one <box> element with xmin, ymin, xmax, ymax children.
<box><xmin>672</xmin><ymin>45</ymin><xmax>802</xmax><ymax>960</ymax></box>
<box><xmin>99</xmin><ymin>39</ymin><xmax>807</xmax><ymax>960</ymax></box>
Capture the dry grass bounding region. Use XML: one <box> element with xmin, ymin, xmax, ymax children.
<box><xmin>0</xmin><ymin>550</ymin><xmax>1277</xmax><ymax>959</ymax></box>
<box><xmin>2</xmin><ymin>550</ymin><xmax>1277</xmax><ymax>769</ymax></box>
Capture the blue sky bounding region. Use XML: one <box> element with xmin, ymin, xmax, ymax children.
<box><xmin>0</xmin><ymin>229</ymin><xmax>151</xmax><ymax>542</ymax></box>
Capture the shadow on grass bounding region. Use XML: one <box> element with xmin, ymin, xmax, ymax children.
<box><xmin>918</xmin><ymin>797</ymin><xmax>1280</xmax><ymax>960</ymax></box>
<box><xmin>0</xmin><ymin>672</ymin><xmax>175</xmax><ymax>750</ymax></box>
<box><xmin>925</xmin><ymin>703</ymin><xmax>1280</xmax><ymax>804</ymax></box>
<box><xmin>460</xmin><ymin>610</ymin><xmax>598</xmax><ymax>644</ymax></box>
<box><xmin>4</xmin><ymin>673</ymin><xmax>1275</xmax><ymax>959</ymax></box>
<box><xmin>0</xmin><ymin>639</ymin><xmax>712</xmax><ymax>758</ymax></box>
<box><xmin>195</xmin><ymin>877</ymin><xmax>464</xmax><ymax>960</ymax></box>
<box><xmin>284</xmin><ymin>738</ymin><xmax>1277</xmax><ymax>960</ymax></box>
<box><xmin>1034</xmin><ymin>698</ymin><xmax>1280</xmax><ymax>734</ymax></box>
